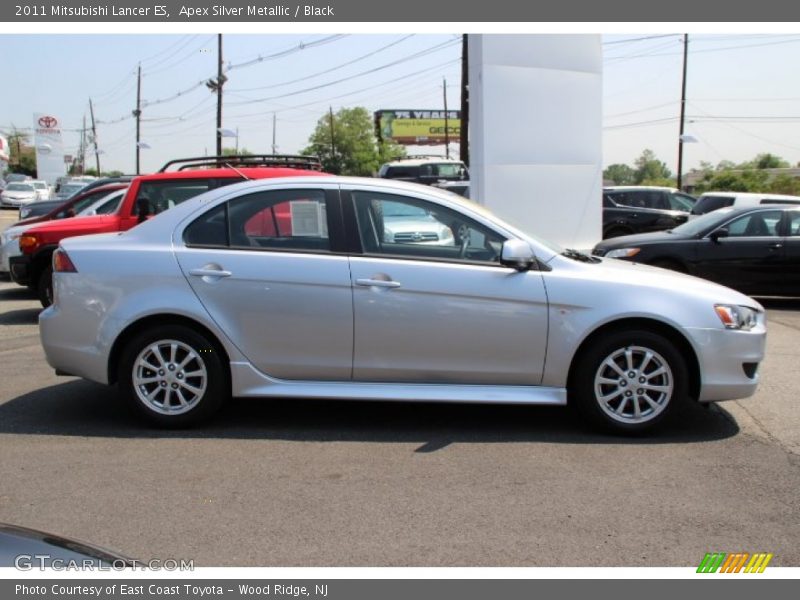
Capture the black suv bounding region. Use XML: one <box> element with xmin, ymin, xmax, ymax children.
<box><xmin>603</xmin><ymin>187</ymin><xmax>696</xmax><ymax>239</ymax></box>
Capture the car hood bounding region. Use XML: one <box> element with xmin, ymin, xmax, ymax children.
<box><xmin>563</xmin><ymin>253</ymin><xmax>761</xmax><ymax>309</ymax></box>
<box><xmin>24</xmin><ymin>215</ymin><xmax>118</xmax><ymax>235</ymax></box>
<box><xmin>594</xmin><ymin>229</ymin><xmax>688</xmax><ymax>250</ymax></box>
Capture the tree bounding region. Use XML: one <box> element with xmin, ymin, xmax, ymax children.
<box><xmin>603</xmin><ymin>163</ymin><xmax>635</xmax><ymax>185</ymax></box>
<box><xmin>5</xmin><ymin>130</ymin><xmax>36</xmax><ymax>176</ymax></box>
<box><xmin>222</xmin><ymin>146</ymin><xmax>253</xmax><ymax>157</ymax></box>
<box><xmin>741</xmin><ymin>153</ymin><xmax>789</xmax><ymax>170</ymax></box>
<box><xmin>633</xmin><ymin>149</ymin><xmax>672</xmax><ymax>184</ymax></box>
<box><xmin>303</xmin><ymin>107</ymin><xmax>405</xmax><ymax>175</ymax></box>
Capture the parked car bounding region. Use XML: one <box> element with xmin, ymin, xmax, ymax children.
<box><xmin>55</xmin><ymin>181</ymin><xmax>90</xmax><ymax>201</ymax></box>
<box><xmin>17</xmin><ymin>183</ymin><xmax>129</xmax><ymax>222</ymax></box>
<box><xmin>40</xmin><ymin>177</ymin><xmax>765</xmax><ymax>434</ymax></box>
<box><xmin>603</xmin><ymin>186</ymin><xmax>696</xmax><ymax>238</ymax></box>
<box><xmin>1</xmin><ymin>185</ymin><xmax>130</xmax><ymax>278</ymax></box>
<box><xmin>30</xmin><ymin>180</ymin><xmax>51</xmax><ymax>201</ymax></box>
<box><xmin>378</xmin><ymin>156</ymin><xmax>469</xmax><ymax>186</ymax></box>
<box><xmin>690</xmin><ymin>191</ymin><xmax>800</xmax><ymax>216</ymax></box>
<box><xmin>592</xmin><ymin>205</ymin><xmax>800</xmax><ymax>297</ymax></box>
<box><xmin>1</xmin><ymin>182</ymin><xmax>38</xmax><ymax>208</ymax></box>
<box><xmin>78</xmin><ymin>189</ymin><xmax>126</xmax><ymax>216</ymax></box>
<box><xmin>3</xmin><ymin>173</ymin><xmax>31</xmax><ymax>184</ymax></box>
<box><xmin>10</xmin><ymin>154</ymin><xmax>324</xmax><ymax>306</ymax></box>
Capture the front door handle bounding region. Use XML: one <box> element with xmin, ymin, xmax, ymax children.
<box><xmin>189</xmin><ymin>268</ymin><xmax>232</xmax><ymax>278</ymax></box>
<box><xmin>768</xmin><ymin>243</ymin><xmax>783</xmax><ymax>251</ymax></box>
<box><xmin>355</xmin><ymin>278</ymin><xmax>401</xmax><ymax>289</ymax></box>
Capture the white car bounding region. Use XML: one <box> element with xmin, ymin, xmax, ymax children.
<box><xmin>40</xmin><ymin>177</ymin><xmax>766</xmax><ymax>434</ymax></box>
<box><xmin>691</xmin><ymin>191</ymin><xmax>800</xmax><ymax>217</ymax></box>
<box><xmin>30</xmin><ymin>180</ymin><xmax>51</xmax><ymax>201</ymax></box>
<box><xmin>1</xmin><ymin>182</ymin><xmax>38</xmax><ymax>207</ymax></box>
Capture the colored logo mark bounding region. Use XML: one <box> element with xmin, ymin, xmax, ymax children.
<box><xmin>697</xmin><ymin>552</ymin><xmax>773</xmax><ymax>573</ymax></box>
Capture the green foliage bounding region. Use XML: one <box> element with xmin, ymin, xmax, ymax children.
<box><xmin>740</xmin><ymin>153</ymin><xmax>790</xmax><ymax>170</ymax></box>
<box><xmin>5</xmin><ymin>131</ymin><xmax>36</xmax><ymax>176</ymax></box>
<box><xmin>303</xmin><ymin>107</ymin><xmax>405</xmax><ymax>176</ymax></box>
<box><xmin>603</xmin><ymin>163</ymin><xmax>635</xmax><ymax>185</ymax></box>
<box><xmin>221</xmin><ymin>147</ymin><xmax>253</xmax><ymax>157</ymax></box>
<box><xmin>633</xmin><ymin>149</ymin><xmax>672</xmax><ymax>184</ymax></box>
<box><xmin>694</xmin><ymin>169</ymin><xmax>769</xmax><ymax>194</ymax></box>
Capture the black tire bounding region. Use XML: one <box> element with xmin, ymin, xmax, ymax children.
<box><xmin>118</xmin><ymin>325</ymin><xmax>228</xmax><ymax>427</ymax></box>
<box><xmin>570</xmin><ymin>329</ymin><xmax>689</xmax><ymax>435</ymax></box>
<box><xmin>38</xmin><ymin>265</ymin><xmax>53</xmax><ymax>308</ymax></box>
<box><xmin>603</xmin><ymin>227</ymin><xmax>634</xmax><ymax>239</ymax></box>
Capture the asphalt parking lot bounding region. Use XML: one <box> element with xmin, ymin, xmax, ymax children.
<box><xmin>0</xmin><ymin>209</ymin><xmax>798</xmax><ymax>567</ymax></box>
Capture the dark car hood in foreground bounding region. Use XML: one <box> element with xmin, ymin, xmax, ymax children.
<box><xmin>0</xmin><ymin>523</ymin><xmax>132</xmax><ymax>567</ymax></box>
<box><xmin>594</xmin><ymin>229</ymin><xmax>690</xmax><ymax>251</ymax></box>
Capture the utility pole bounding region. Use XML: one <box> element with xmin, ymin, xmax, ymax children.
<box><xmin>79</xmin><ymin>115</ymin><xmax>87</xmax><ymax>175</ymax></box>
<box><xmin>677</xmin><ymin>34</ymin><xmax>689</xmax><ymax>191</ymax></box>
<box><xmin>89</xmin><ymin>98</ymin><xmax>100</xmax><ymax>175</ymax></box>
<box><xmin>460</xmin><ymin>34</ymin><xmax>469</xmax><ymax>167</ymax></box>
<box><xmin>329</xmin><ymin>106</ymin><xmax>337</xmax><ymax>174</ymax></box>
<box><xmin>216</xmin><ymin>34</ymin><xmax>223</xmax><ymax>157</ymax></box>
<box><xmin>133</xmin><ymin>63</ymin><xmax>142</xmax><ymax>174</ymax></box>
<box><xmin>443</xmin><ymin>77</ymin><xmax>450</xmax><ymax>159</ymax></box>
<box><xmin>271</xmin><ymin>113</ymin><xmax>277</xmax><ymax>154</ymax></box>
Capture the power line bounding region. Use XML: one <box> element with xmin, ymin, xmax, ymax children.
<box><xmin>228</xmin><ymin>35</ymin><xmax>415</xmax><ymax>93</ymax></box>
<box><xmin>228</xmin><ymin>39</ymin><xmax>460</xmax><ymax>107</ymax></box>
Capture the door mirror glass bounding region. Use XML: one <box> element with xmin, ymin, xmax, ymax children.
<box><xmin>500</xmin><ymin>240</ymin><xmax>535</xmax><ymax>271</ymax></box>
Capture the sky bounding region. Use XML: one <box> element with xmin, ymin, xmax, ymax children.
<box><xmin>1</xmin><ymin>33</ymin><xmax>800</xmax><ymax>176</ymax></box>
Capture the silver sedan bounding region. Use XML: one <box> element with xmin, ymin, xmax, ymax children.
<box><xmin>39</xmin><ymin>177</ymin><xmax>766</xmax><ymax>433</ymax></box>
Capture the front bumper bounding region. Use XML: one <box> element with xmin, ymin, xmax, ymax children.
<box><xmin>0</xmin><ymin>237</ymin><xmax>20</xmax><ymax>274</ymax></box>
<box><xmin>684</xmin><ymin>322</ymin><xmax>766</xmax><ymax>402</ymax></box>
<box><xmin>9</xmin><ymin>255</ymin><xmax>32</xmax><ymax>286</ymax></box>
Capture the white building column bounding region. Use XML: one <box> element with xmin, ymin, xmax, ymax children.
<box><xmin>469</xmin><ymin>34</ymin><xmax>603</xmax><ymax>249</ymax></box>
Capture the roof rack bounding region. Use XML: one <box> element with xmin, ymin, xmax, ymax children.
<box><xmin>158</xmin><ymin>154</ymin><xmax>324</xmax><ymax>173</ymax></box>
<box><xmin>394</xmin><ymin>154</ymin><xmax>447</xmax><ymax>161</ymax></box>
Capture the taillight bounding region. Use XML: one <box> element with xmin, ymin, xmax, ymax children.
<box><xmin>53</xmin><ymin>248</ymin><xmax>77</xmax><ymax>273</ymax></box>
<box><xmin>19</xmin><ymin>234</ymin><xmax>39</xmax><ymax>254</ymax></box>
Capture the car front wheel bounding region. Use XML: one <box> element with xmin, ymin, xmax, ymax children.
<box><xmin>118</xmin><ymin>325</ymin><xmax>228</xmax><ymax>427</ymax></box>
<box><xmin>571</xmin><ymin>330</ymin><xmax>688</xmax><ymax>434</ymax></box>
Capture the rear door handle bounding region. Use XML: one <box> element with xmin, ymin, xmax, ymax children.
<box><xmin>189</xmin><ymin>268</ymin><xmax>232</xmax><ymax>278</ymax></box>
<box><xmin>768</xmin><ymin>243</ymin><xmax>783</xmax><ymax>250</ymax></box>
<box><xmin>355</xmin><ymin>278</ymin><xmax>401</xmax><ymax>288</ymax></box>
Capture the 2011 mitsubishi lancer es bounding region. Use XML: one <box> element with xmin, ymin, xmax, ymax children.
<box><xmin>39</xmin><ymin>177</ymin><xmax>766</xmax><ymax>434</ymax></box>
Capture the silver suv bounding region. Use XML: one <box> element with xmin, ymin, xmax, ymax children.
<box><xmin>39</xmin><ymin>177</ymin><xmax>765</xmax><ymax>434</ymax></box>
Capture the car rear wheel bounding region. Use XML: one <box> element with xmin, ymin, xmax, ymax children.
<box><xmin>118</xmin><ymin>325</ymin><xmax>228</xmax><ymax>427</ymax></box>
<box><xmin>571</xmin><ymin>330</ymin><xmax>688</xmax><ymax>434</ymax></box>
<box><xmin>38</xmin><ymin>265</ymin><xmax>53</xmax><ymax>308</ymax></box>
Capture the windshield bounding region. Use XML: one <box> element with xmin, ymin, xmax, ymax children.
<box><xmin>383</xmin><ymin>201</ymin><xmax>428</xmax><ymax>218</ymax></box>
<box><xmin>61</xmin><ymin>184</ymin><xmax>85</xmax><ymax>195</ymax></box>
<box><xmin>79</xmin><ymin>191</ymin><xmax>125</xmax><ymax>215</ymax></box>
<box><xmin>671</xmin><ymin>208</ymin><xmax>737</xmax><ymax>236</ymax></box>
<box><xmin>6</xmin><ymin>183</ymin><xmax>34</xmax><ymax>192</ymax></box>
<box><xmin>32</xmin><ymin>182</ymin><xmax>47</xmax><ymax>190</ymax></box>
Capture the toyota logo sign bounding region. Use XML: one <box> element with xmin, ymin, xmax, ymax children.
<box><xmin>38</xmin><ymin>116</ymin><xmax>58</xmax><ymax>129</ymax></box>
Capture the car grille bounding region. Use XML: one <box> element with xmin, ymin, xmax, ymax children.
<box><xmin>394</xmin><ymin>232</ymin><xmax>439</xmax><ymax>243</ymax></box>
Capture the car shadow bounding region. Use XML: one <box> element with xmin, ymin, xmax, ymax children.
<box><xmin>0</xmin><ymin>380</ymin><xmax>740</xmax><ymax>448</ymax></box>
<box><xmin>0</xmin><ymin>285</ymin><xmax>36</xmax><ymax>301</ymax></box>
<box><xmin>0</xmin><ymin>307</ymin><xmax>40</xmax><ymax>325</ymax></box>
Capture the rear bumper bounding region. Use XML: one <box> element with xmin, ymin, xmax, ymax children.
<box><xmin>684</xmin><ymin>324</ymin><xmax>766</xmax><ymax>402</ymax></box>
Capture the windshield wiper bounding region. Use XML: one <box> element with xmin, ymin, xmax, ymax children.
<box><xmin>562</xmin><ymin>248</ymin><xmax>600</xmax><ymax>263</ymax></box>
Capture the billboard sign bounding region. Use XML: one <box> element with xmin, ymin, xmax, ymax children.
<box><xmin>33</xmin><ymin>112</ymin><xmax>67</xmax><ymax>185</ymax></box>
<box><xmin>376</xmin><ymin>109</ymin><xmax>461</xmax><ymax>145</ymax></box>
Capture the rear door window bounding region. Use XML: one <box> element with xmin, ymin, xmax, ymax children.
<box><xmin>693</xmin><ymin>195</ymin><xmax>734</xmax><ymax>215</ymax></box>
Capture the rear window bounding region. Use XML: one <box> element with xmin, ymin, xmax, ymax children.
<box><xmin>692</xmin><ymin>195</ymin><xmax>734</xmax><ymax>215</ymax></box>
<box><xmin>383</xmin><ymin>166</ymin><xmax>420</xmax><ymax>179</ymax></box>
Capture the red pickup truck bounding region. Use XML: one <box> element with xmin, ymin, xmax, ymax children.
<box><xmin>10</xmin><ymin>155</ymin><xmax>324</xmax><ymax>306</ymax></box>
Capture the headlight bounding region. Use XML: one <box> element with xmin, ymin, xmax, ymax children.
<box><xmin>19</xmin><ymin>208</ymin><xmax>31</xmax><ymax>219</ymax></box>
<box><xmin>604</xmin><ymin>247</ymin><xmax>640</xmax><ymax>259</ymax></box>
<box><xmin>714</xmin><ymin>304</ymin><xmax>759</xmax><ymax>330</ymax></box>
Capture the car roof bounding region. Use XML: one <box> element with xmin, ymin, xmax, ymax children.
<box><xmin>604</xmin><ymin>186</ymin><xmax>678</xmax><ymax>192</ymax></box>
<box><xmin>699</xmin><ymin>191</ymin><xmax>800</xmax><ymax>200</ymax></box>
<box><xmin>383</xmin><ymin>158</ymin><xmax>465</xmax><ymax>167</ymax></box>
<box><xmin>134</xmin><ymin>166</ymin><xmax>327</xmax><ymax>182</ymax></box>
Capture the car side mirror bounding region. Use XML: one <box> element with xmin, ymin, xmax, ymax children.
<box><xmin>136</xmin><ymin>197</ymin><xmax>151</xmax><ymax>224</ymax></box>
<box><xmin>709</xmin><ymin>228</ymin><xmax>729</xmax><ymax>243</ymax></box>
<box><xmin>500</xmin><ymin>240</ymin><xmax>536</xmax><ymax>271</ymax></box>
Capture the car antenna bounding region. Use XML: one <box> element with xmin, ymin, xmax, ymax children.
<box><xmin>224</xmin><ymin>163</ymin><xmax>251</xmax><ymax>181</ymax></box>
